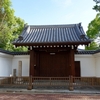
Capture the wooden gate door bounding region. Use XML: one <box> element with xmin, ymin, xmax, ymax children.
<box><xmin>75</xmin><ymin>61</ymin><xmax>81</xmax><ymax>77</ymax></box>
<box><xmin>39</xmin><ymin>51</ymin><xmax>69</xmax><ymax>77</ymax></box>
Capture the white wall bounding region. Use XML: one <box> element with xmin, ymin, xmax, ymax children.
<box><xmin>12</xmin><ymin>54</ymin><xmax>96</xmax><ymax>77</ymax></box>
<box><xmin>0</xmin><ymin>52</ymin><xmax>100</xmax><ymax>77</ymax></box>
<box><xmin>11</xmin><ymin>53</ymin><xmax>100</xmax><ymax>77</ymax></box>
<box><xmin>0</xmin><ymin>53</ymin><xmax>13</xmax><ymax>76</ymax></box>
<box><xmin>94</xmin><ymin>53</ymin><xmax>100</xmax><ymax>77</ymax></box>
<box><xmin>75</xmin><ymin>54</ymin><xmax>96</xmax><ymax>77</ymax></box>
<box><xmin>12</xmin><ymin>55</ymin><xmax>29</xmax><ymax>76</ymax></box>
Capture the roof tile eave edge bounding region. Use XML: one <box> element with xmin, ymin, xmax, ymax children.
<box><xmin>13</xmin><ymin>41</ymin><xmax>91</xmax><ymax>46</ymax></box>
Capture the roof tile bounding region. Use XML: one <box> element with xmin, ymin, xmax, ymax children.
<box><xmin>13</xmin><ymin>23</ymin><xmax>91</xmax><ymax>46</ymax></box>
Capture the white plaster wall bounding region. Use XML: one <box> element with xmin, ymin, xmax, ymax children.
<box><xmin>12</xmin><ymin>54</ymin><xmax>96</xmax><ymax>77</ymax></box>
<box><xmin>12</xmin><ymin>55</ymin><xmax>29</xmax><ymax>76</ymax></box>
<box><xmin>94</xmin><ymin>53</ymin><xmax>100</xmax><ymax>77</ymax></box>
<box><xmin>0</xmin><ymin>53</ymin><xmax>13</xmax><ymax>76</ymax></box>
<box><xmin>75</xmin><ymin>55</ymin><xmax>96</xmax><ymax>77</ymax></box>
<box><xmin>0</xmin><ymin>52</ymin><xmax>98</xmax><ymax>77</ymax></box>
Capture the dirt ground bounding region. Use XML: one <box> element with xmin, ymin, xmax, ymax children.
<box><xmin>0</xmin><ymin>93</ymin><xmax>100</xmax><ymax>100</ymax></box>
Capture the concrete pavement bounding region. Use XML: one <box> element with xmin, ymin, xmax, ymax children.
<box><xmin>0</xmin><ymin>87</ymin><xmax>100</xmax><ymax>94</ymax></box>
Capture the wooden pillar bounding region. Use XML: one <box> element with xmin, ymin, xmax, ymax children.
<box><xmin>18</xmin><ymin>61</ymin><xmax>22</xmax><ymax>77</ymax></box>
<box><xmin>69</xmin><ymin>48</ymin><xmax>75</xmax><ymax>76</ymax></box>
<box><xmin>30</xmin><ymin>50</ymin><xmax>35</xmax><ymax>76</ymax></box>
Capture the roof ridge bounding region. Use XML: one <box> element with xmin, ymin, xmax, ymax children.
<box><xmin>29</xmin><ymin>24</ymin><xmax>77</xmax><ymax>28</ymax></box>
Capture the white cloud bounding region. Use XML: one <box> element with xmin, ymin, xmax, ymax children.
<box><xmin>52</xmin><ymin>0</ymin><xmax>72</xmax><ymax>8</ymax></box>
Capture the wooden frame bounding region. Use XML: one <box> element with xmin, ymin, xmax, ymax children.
<box><xmin>29</xmin><ymin>46</ymin><xmax>76</xmax><ymax>77</ymax></box>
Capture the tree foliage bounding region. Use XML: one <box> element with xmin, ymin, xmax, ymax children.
<box><xmin>85</xmin><ymin>41</ymin><xmax>99</xmax><ymax>50</ymax></box>
<box><xmin>93</xmin><ymin>0</ymin><xmax>100</xmax><ymax>12</ymax></box>
<box><xmin>0</xmin><ymin>0</ymin><xmax>27</xmax><ymax>51</ymax></box>
<box><xmin>86</xmin><ymin>13</ymin><xmax>100</xmax><ymax>50</ymax></box>
<box><xmin>86</xmin><ymin>13</ymin><xmax>100</xmax><ymax>39</ymax></box>
<box><xmin>85</xmin><ymin>0</ymin><xmax>100</xmax><ymax>50</ymax></box>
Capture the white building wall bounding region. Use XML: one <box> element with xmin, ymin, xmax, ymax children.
<box><xmin>0</xmin><ymin>53</ymin><xmax>13</xmax><ymax>76</ymax></box>
<box><xmin>0</xmin><ymin>52</ymin><xmax>99</xmax><ymax>77</ymax></box>
<box><xmin>12</xmin><ymin>55</ymin><xmax>29</xmax><ymax>76</ymax></box>
<box><xmin>12</xmin><ymin>54</ymin><xmax>96</xmax><ymax>77</ymax></box>
<box><xmin>94</xmin><ymin>53</ymin><xmax>100</xmax><ymax>77</ymax></box>
<box><xmin>75</xmin><ymin>55</ymin><xmax>96</xmax><ymax>77</ymax></box>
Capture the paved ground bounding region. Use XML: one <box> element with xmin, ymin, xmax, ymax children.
<box><xmin>0</xmin><ymin>87</ymin><xmax>100</xmax><ymax>94</ymax></box>
<box><xmin>0</xmin><ymin>93</ymin><xmax>100</xmax><ymax>100</ymax></box>
<box><xmin>0</xmin><ymin>87</ymin><xmax>100</xmax><ymax>100</ymax></box>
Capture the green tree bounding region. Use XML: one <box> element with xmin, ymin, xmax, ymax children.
<box><xmin>86</xmin><ymin>0</ymin><xmax>100</xmax><ymax>50</ymax></box>
<box><xmin>93</xmin><ymin>0</ymin><xmax>100</xmax><ymax>12</ymax></box>
<box><xmin>0</xmin><ymin>0</ymin><xmax>27</xmax><ymax>51</ymax></box>
<box><xmin>85</xmin><ymin>41</ymin><xmax>98</xmax><ymax>50</ymax></box>
<box><xmin>86</xmin><ymin>13</ymin><xmax>100</xmax><ymax>50</ymax></box>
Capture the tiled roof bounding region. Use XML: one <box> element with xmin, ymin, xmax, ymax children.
<box><xmin>94</xmin><ymin>49</ymin><xmax>100</xmax><ymax>54</ymax></box>
<box><xmin>0</xmin><ymin>48</ymin><xmax>29</xmax><ymax>55</ymax></box>
<box><xmin>13</xmin><ymin>23</ymin><xmax>91</xmax><ymax>46</ymax></box>
<box><xmin>12</xmin><ymin>52</ymin><xmax>29</xmax><ymax>55</ymax></box>
<box><xmin>0</xmin><ymin>48</ymin><xmax>14</xmax><ymax>55</ymax></box>
<box><xmin>76</xmin><ymin>50</ymin><xmax>95</xmax><ymax>54</ymax></box>
<box><xmin>0</xmin><ymin>48</ymin><xmax>99</xmax><ymax>55</ymax></box>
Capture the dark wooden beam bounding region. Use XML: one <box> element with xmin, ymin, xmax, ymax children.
<box><xmin>30</xmin><ymin>50</ymin><xmax>35</xmax><ymax>76</ymax></box>
<box><xmin>33</xmin><ymin>47</ymin><xmax>71</xmax><ymax>51</ymax></box>
<box><xmin>69</xmin><ymin>48</ymin><xmax>75</xmax><ymax>76</ymax></box>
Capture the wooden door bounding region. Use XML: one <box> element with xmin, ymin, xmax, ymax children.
<box><xmin>39</xmin><ymin>51</ymin><xmax>69</xmax><ymax>77</ymax></box>
<box><xmin>75</xmin><ymin>61</ymin><xmax>80</xmax><ymax>77</ymax></box>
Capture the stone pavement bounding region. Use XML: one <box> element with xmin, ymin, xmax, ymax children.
<box><xmin>0</xmin><ymin>93</ymin><xmax>100</xmax><ymax>100</ymax></box>
<box><xmin>0</xmin><ymin>88</ymin><xmax>100</xmax><ymax>100</ymax></box>
<box><xmin>0</xmin><ymin>87</ymin><xmax>100</xmax><ymax>94</ymax></box>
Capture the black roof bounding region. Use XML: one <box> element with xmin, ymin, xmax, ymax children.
<box><xmin>13</xmin><ymin>23</ymin><xmax>91</xmax><ymax>46</ymax></box>
<box><xmin>0</xmin><ymin>48</ymin><xmax>99</xmax><ymax>55</ymax></box>
<box><xmin>76</xmin><ymin>50</ymin><xmax>95</xmax><ymax>54</ymax></box>
<box><xmin>0</xmin><ymin>48</ymin><xmax>14</xmax><ymax>55</ymax></box>
<box><xmin>0</xmin><ymin>48</ymin><xmax>29</xmax><ymax>55</ymax></box>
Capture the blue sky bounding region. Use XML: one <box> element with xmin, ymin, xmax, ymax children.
<box><xmin>11</xmin><ymin>0</ymin><xmax>97</xmax><ymax>32</ymax></box>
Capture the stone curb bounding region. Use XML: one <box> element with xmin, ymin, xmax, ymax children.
<box><xmin>0</xmin><ymin>89</ymin><xmax>100</xmax><ymax>94</ymax></box>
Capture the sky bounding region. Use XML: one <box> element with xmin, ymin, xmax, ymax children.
<box><xmin>11</xmin><ymin>0</ymin><xmax>97</xmax><ymax>33</ymax></box>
